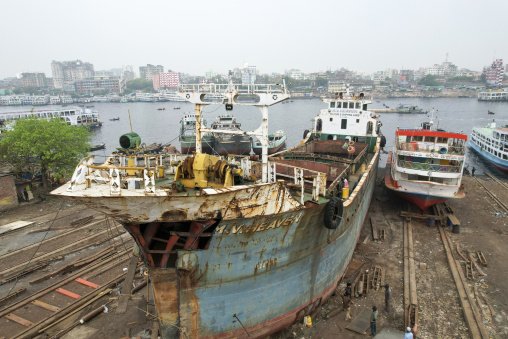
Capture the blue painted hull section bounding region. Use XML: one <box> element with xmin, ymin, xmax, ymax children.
<box><xmin>468</xmin><ymin>141</ymin><xmax>508</xmax><ymax>171</ymax></box>
<box><xmin>154</xmin><ymin>152</ymin><xmax>379</xmax><ymax>338</ymax></box>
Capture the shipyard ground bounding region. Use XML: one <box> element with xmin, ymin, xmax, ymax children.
<box><xmin>0</xmin><ymin>172</ymin><xmax>507</xmax><ymax>339</ymax></box>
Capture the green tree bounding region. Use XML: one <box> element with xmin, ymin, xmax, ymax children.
<box><xmin>0</xmin><ymin>117</ymin><xmax>91</xmax><ymax>189</ymax></box>
<box><xmin>417</xmin><ymin>74</ymin><xmax>440</xmax><ymax>86</ymax></box>
<box><xmin>479</xmin><ymin>73</ymin><xmax>487</xmax><ymax>83</ymax></box>
<box><xmin>126</xmin><ymin>78</ymin><xmax>154</xmax><ymax>92</ymax></box>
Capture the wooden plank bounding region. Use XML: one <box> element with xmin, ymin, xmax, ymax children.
<box><xmin>447</xmin><ymin>214</ymin><xmax>460</xmax><ymax>225</ymax></box>
<box><xmin>56</xmin><ymin>288</ymin><xmax>81</xmax><ymax>299</ymax></box>
<box><xmin>5</xmin><ymin>313</ymin><xmax>34</xmax><ymax>327</ymax></box>
<box><xmin>31</xmin><ymin>300</ymin><xmax>60</xmax><ymax>312</ymax></box>
<box><xmin>0</xmin><ymin>221</ymin><xmax>34</xmax><ymax>236</ymax></box>
<box><xmin>116</xmin><ymin>256</ymin><xmax>139</xmax><ymax>314</ymax></box>
<box><xmin>75</xmin><ymin>278</ymin><xmax>100</xmax><ymax>289</ymax></box>
<box><xmin>370</xmin><ymin>217</ymin><xmax>379</xmax><ymax>240</ymax></box>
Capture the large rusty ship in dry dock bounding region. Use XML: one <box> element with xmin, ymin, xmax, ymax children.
<box><xmin>52</xmin><ymin>83</ymin><xmax>383</xmax><ymax>338</ymax></box>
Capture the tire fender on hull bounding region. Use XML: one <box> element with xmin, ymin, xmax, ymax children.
<box><xmin>323</xmin><ymin>197</ymin><xmax>344</xmax><ymax>229</ymax></box>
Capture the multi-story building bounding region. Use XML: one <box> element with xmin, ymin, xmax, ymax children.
<box><xmin>139</xmin><ymin>64</ymin><xmax>164</xmax><ymax>81</ymax></box>
<box><xmin>328</xmin><ymin>81</ymin><xmax>346</xmax><ymax>93</ymax></box>
<box><xmin>73</xmin><ymin>76</ymin><xmax>125</xmax><ymax>94</ymax></box>
<box><xmin>483</xmin><ymin>59</ymin><xmax>504</xmax><ymax>86</ymax></box>
<box><xmin>21</xmin><ymin>72</ymin><xmax>47</xmax><ymax>88</ymax></box>
<box><xmin>51</xmin><ymin>60</ymin><xmax>95</xmax><ymax>89</ymax></box>
<box><xmin>153</xmin><ymin>72</ymin><xmax>179</xmax><ymax>90</ymax></box>
<box><xmin>241</xmin><ymin>64</ymin><xmax>257</xmax><ymax>85</ymax></box>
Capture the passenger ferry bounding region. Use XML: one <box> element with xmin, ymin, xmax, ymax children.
<box><xmin>0</xmin><ymin>107</ymin><xmax>102</xmax><ymax>128</ymax></box>
<box><xmin>385</xmin><ymin>120</ymin><xmax>468</xmax><ymax>210</ymax></box>
<box><xmin>469</xmin><ymin>120</ymin><xmax>508</xmax><ymax>172</ymax></box>
<box><xmin>477</xmin><ymin>89</ymin><xmax>508</xmax><ymax>101</ymax></box>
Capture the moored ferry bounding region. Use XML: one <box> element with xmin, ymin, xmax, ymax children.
<box><xmin>0</xmin><ymin>106</ymin><xmax>102</xmax><ymax>128</ymax></box>
<box><xmin>385</xmin><ymin>120</ymin><xmax>468</xmax><ymax>210</ymax></box>
<box><xmin>51</xmin><ymin>83</ymin><xmax>382</xmax><ymax>339</ymax></box>
<box><xmin>477</xmin><ymin>89</ymin><xmax>508</xmax><ymax>101</ymax></box>
<box><xmin>469</xmin><ymin>120</ymin><xmax>508</xmax><ymax>172</ymax></box>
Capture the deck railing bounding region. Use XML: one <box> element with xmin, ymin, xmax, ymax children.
<box><xmin>397</xmin><ymin>142</ymin><xmax>465</xmax><ymax>155</ymax></box>
<box><xmin>397</xmin><ymin>160</ymin><xmax>461</xmax><ymax>173</ymax></box>
<box><xmin>67</xmin><ymin>153</ymin><xmax>328</xmax><ymax>201</ymax></box>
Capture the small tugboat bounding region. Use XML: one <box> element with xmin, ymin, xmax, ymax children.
<box><xmin>488</xmin><ymin>110</ymin><xmax>495</xmax><ymax>115</ymax></box>
<box><xmin>157</xmin><ymin>108</ymin><xmax>166</xmax><ymax>111</ymax></box>
<box><xmin>110</xmin><ymin>117</ymin><xmax>120</xmax><ymax>121</ymax></box>
<box><xmin>179</xmin><ymin>113</ymin><xmax>214</xmax><ymax>154</ymax></box>
<box><xmin>469</xmin><ymin>120</ymin><xmax>508</xmax><ymax>172</ymax></box>
<box><xmin>89</xmin><ymin>142</ymin><xmax>106</xmax><ymax>151</ymax></box>
<box><xmin>385</xmin><ymin>118</ymin><xmax>468</xmax><ymax>210</ymax></box>
<box><xmin>252</xmin><ymin>130</ymin><xmax>286</xmax><ymax>155</ymax></box>
<box><xmin>211</xmin><ymin>114</ymin><xmax>251</xmax><ymax>155</ymax></box>
<box><xmin>52</xmin><ymin>82</ymin><xmax>383</xmax><ymax>339</ymax></box>
<box><xmin>174</xmin><ymin>107</ymin><xmax>181</xmax><ymax>110</ymax></box>
<box><xmin>393</xmin><ymin>104</ymin><xmax>427</xmax><ymax>114</ymax></box>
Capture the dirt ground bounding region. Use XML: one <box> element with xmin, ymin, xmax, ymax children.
<box><xmin>1</xmin><ymin>171</ymin><xmax>507</xmax><ymax>339</ymax></box>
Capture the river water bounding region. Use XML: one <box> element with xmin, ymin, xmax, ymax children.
<box><xmin>1</xmin><ymin>97</ymin><xmax>507</xmax><ymax>175</ymax></box>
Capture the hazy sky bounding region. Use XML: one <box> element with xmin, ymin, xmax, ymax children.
<box><xmin>2</xmin><ymin>0</ymin><xmax>507</xmax><ymax>79</ymax></box>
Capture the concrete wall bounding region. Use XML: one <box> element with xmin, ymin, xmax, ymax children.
<box><xmin>0</xmin><ymin>175</ymin><xmax>19</xmax><ymax>211</ymax></box>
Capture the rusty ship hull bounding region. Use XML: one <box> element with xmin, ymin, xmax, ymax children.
<box><xmin>146</xmin><ymin>153</ymin><xmax>378</xmax><ymax>338</ymax></box>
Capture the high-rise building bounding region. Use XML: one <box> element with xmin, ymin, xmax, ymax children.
<box><xmin>139</xmin><ymin>64</ymin><xmax>164</xmax><ymax>81</ymax></box>
<box><xmin>21</xmin><ymin>72</ymin><xmax>47</xmax><ymax>88</ymax></box>
<box><xmin>153</xmin><ymin>72</ymin><xmax>179</xmax><ymax>90</ymax></box>
<box><xmin>74</xmin><ymin>76</ymin><xmax>125</xmax><ymax>94</ymax></box>
<box><xmin>51</xmin><ymin>60</ymin><xmax>95</xmax><ymax>89</ymax></box>
<box><xmin>241</xmin><ymin>63</ymin><xmax>257</xmax><ymax>84</ymax></box>
<box><xmin>483</xmin><ymin>59</ymin><xmax>504</xmax><ymax>86</ymax></box>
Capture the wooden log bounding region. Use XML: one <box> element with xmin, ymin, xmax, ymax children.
<box><xmin>0</xmin><ymin>288</ymin><xmax>26</xmax><ymax>307</ymax></box>
<box><xmin>116</xmin><ymin>256</ymin><xmax>140</xmax><ymax>314</ymax></box>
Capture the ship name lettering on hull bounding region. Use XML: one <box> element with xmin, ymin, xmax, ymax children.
<box><xmin>215</xmin><ymin>212</ymin><xmax>303</xmax><ymax>235</ymax></box>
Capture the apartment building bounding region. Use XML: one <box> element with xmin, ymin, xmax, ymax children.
<box><xmin>139</xmin><ymin>64</ymin><xmax>164</xmax><ymax>81</ymax></box>
<box><xmin>51</xmin><ymin>60</ymin><xmax>95</xmax><ymax>89</ymax></box>
<box><xmin>153</xmin><ymin>72</ymin><xmax>179</xmax><ymax>90</ymax></box>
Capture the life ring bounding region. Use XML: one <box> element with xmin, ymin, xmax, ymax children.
<box><xmin>323</xmin><ymin>197</ymin><xmax>343</xmax><ymax>230</ymax></box>
<box><xmin>185</xmin><ymin>94</ymin><xmax>190</xmax><ymax>99</ymax></box>
<box><xmin>272</xmin><ymin>94</ymin><xmax>278</xmax><ymax>100</ymax></box>
<box><xmin>429</xmin><ymin>154</ymin><xmax>434</xmax><ymax>158</ymax></box>
<box><xmin>348</xmin><ymin>146</ymin><xmax>355</xmax><ymax>154</ymax></box>
<box><xmin>349</xmin><ymin>141</ymin><xmax>355</xmax><ymax>146</ymax></box>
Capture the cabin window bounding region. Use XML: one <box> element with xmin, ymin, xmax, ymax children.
<box><xmin>504</xmin><ymin>154</ymin><xmax>508</xmax><ymax>160</ymax></box>
<box><xmin>327</xmin><ymin>135</ymin><xmax>334</xmax><ymax>140</ymax></box>
<box><xmin>355</xmin><ymin>102</ymin><xmax>360</xmax><ymax>109</ymax></box>
<box><xmin>412</xmin><ymin>136</ymin><xmax>423</xmax><ymax>142</ymax></box>
<box><xmin>424</xmin><ymin>136</ymin><xmax>435</xmax><ymax>143</ymax></box>
<box><xmin>330</xmin><ymin>118</ymin><xmax>333</xmax><ymax>121</ymax></box>
<box><xmin>330</xmin><ymin>102</ymin><xmax>336</xmax><ymax>108</ymax></box>
<box><xmin>437</xmin><ymin>137</ymin><xmax>448</xmax><ymax>143</ymax></box>
<box><xmin>356</xmin><ymin>119</ymin><xmax>360</xmax><ymax>123</ymax></box>
<box><xmin>341</xmin><ymin>119</ymin><xmax>347</xmax><ymax>129</ymax></box>
<box><xmin>337</xmin><ymin>102</ymin><xmax>342</xmax><ymax>108</ymax></box>
<box><xmin>349</xmin><ymin>102</ymin><xmax>355</xmax><ymax>109</ymax></box>
<box><xmin>363</xmin><ymin>104</ymin><xmax>367</xmax><ymax>110</ymax></box>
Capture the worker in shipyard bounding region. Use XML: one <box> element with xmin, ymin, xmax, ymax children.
<box><xmin>382</xmin><ymin>284</ymin><xmax>392</xmax><ymax>312</ymax></box>
<box><xmin>370</xmin><ymin>306</ymin><xmax>378</xmax><ymax>336</ymax></box>
<box><xmin>342</xmin><ymin>290</ymin><xmax>354</xmax><ymax>320</ymax></box>
<box><xmin>344</xmin><ymin>282</ymin><xmax>352</xmax><ymax>296</ymax></box>
<box><xmin>404</xmin><ymin>326</ymin><xmax>414</xmax><ymax>339</ymax></box>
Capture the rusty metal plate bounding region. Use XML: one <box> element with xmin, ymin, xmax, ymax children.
<box><xmin>346</xmin><ymin>307</ymin><xmax>372</xmax><ymax>334</ymax></box>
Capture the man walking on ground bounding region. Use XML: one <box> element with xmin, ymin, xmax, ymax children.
<box><xmin>382</xmin><ymin>284</ymin><xmax>391</xmax><ymax>313</ymax></box>
<box><xmin>404</xmin><ymin>326</ymin><xmax>414</xmax><ymax>339</ymax></box>
<box><xmin>344</xmin><ymin>282</ymin><xmax>352</xmax><ymax>297</ymax></box>
<box><xmin>370</xmin><ymin>306</ymin><xmax>378</xmax><ymax>336</ymax></box>
<box><xmin>342</xmin><ymin>290</ymin><xmax>354</xmax><ymax>320</ymax></box>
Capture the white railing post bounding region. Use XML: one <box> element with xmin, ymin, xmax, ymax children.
<box><xmin>144</xmin><ymin>169</ymin><xmax>155</xmax><ymax>194</ymax></box>
<box><xmin>109</xmin><ymin>168</ymin><xmax>121</xmax><ymax>195</ymax></box>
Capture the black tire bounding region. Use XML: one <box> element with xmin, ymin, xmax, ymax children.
<box><xmin>380</xmin><ymin>135</ymin><xmax>387</xmax><ymax>148</ymax></box>
<box><xmin>303</xmin><ymin>129</ymin><xmax>310</xmax><ymax>139</ymax></box>
<box><xmin>323</xmin><ymin>197</ymin><xmax>343</xmax><ymax>230</ymax></box>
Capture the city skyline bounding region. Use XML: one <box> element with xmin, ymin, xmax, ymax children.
<box><xmin>1</xmin><ymin>0</ymin><xmax>507</xmax><ymax>79</ymax></box>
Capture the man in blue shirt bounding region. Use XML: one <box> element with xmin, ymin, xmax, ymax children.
<box><xmin>370</xmin><ymin>305</ymin><xmax>378</xmax><ymax>335</ymax></box>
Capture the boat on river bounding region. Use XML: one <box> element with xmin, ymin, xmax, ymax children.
<box><xmin>0</xmin><ymin>107</ymin><xmax>102</xmax><ymax>128</ymax></box>
<box><xmin>51</xmin><ymin>83</ymin><xmax>383</xmax><ymax>338</ymax></box>
<box><xmin>89</xmin><ymin>142</ymin><xmax>106</xmax><ymax>151</ymax></box>
<box><xmin>211</xmin><ymin>114</ymin><xmax>251</xmax><ymax>155</ymax></box>
<box><xmin>179</xmin><ymin>113</ymin><xmax>214</xmax><ymax>154</ymax></box>
<box><xmin>385</xmin><ymin>119</ymin><xmax>468</xmax><ymax>210</ymax></box>
<box><xmin>469</xmin><ymin>120</ymin><xmax>508</xmax><ymax>172</ymax></box>
<box><xmin>252</xmin><ymin>130</ymin><xmax>286</xmax><ymax>155</ymax></box>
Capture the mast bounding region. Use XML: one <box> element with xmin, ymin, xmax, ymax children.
<box><xmin>178</xmin><ymin>81</ymin><xmax>290</xmax><ymax>183</ymax></box>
